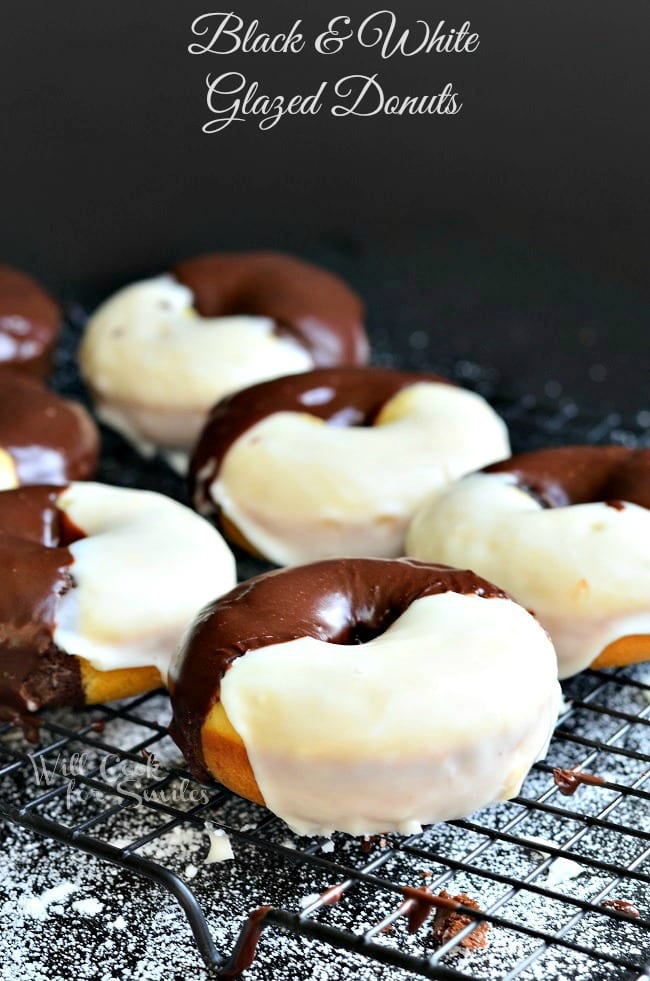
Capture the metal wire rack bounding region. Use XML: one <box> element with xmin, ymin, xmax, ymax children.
<box><xmin>1</xmin><ymin>313</ymin><xmax>649</xmax><ymax>979</ymax></box>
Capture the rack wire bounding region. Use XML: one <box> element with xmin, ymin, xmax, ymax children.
<box><xmin>1</xmin><ymin>314</ymin><xmax>649</xmax><ymax>979</ymax></box>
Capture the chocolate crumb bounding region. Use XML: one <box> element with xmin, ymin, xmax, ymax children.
<box><xmin>140</xmin><ymin>748</ymin><xmax>160</xmax><ymax>768</ymax></box>
<box><xmin>601</xmin><ymin>898</ymin><xmax>641</xmax><ymax>917</ymax></box>
<box><xmin>90</xmin><ymin>719</ymin><xmax>105</xmax><ymax>733</ymax></box>
<box><xmin>553</xmin><ymin>766</ymin><xmax>606</xmax><ymax>796</ymax></box>
<box><xmin>605</xmin><ymin>500</ymin><xmax>626</xmax><ymax>511</ymax></box>
<box><xmin>431</xmin><ymin>890</ymin><xmax>489</xmax><ymax>950</ymax></box>
<box><xmin>360</xmin><ymin>835</ymin><xmax>388</xmax><ymax>854</ymax></box>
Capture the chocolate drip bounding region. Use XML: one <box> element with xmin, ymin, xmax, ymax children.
<box><xmin>0</xmin><ymin>486</ymin><xmax>83</xmax><ymax>717</ymax></box>
<box><xmin>319</xmin><ymin>883</ymin><xmax>345</xmax><ymax>906</ymax></box>
<box><xmin>399</xmin><ymin>886</ymin><xmax>437</xmax><ymax>933</ymax></box>
<box><xmin>216</xmin><ymin>905</ymin><xmax>272</xmax><ymax>980</ymax></box>
<box><xmin>0</xmin><ymin>369</ymin><xmax>99</xmax><ymax>484</ymax></box>
<box><xmin>169</xmin><ymin>557</ymin><xmax>508</xmax><ymax>782</ymax></box>
<box><xmin>486</xmin><ymin>446</ymin><xmax>650</xmax><ymax>510</ymax></box>
<box><xmin>189</xmin><ymin>366</ymin><xmax>450</xmax><ymax>511</ymax></box>
<box><xmin>552</xmin><ymin>766</ymin><xmax>606</xmax><ymax>796</ymax></box>
<box><xmin>360</xmin><ymin>835</ymin><xmax>388</xmax><ymax>854</ymax></box>
<box><xmin>396</xmin><ymin>886</ymin><xmax>488</xmax><ymax>944</ymax></box>
<box><xmin>173</xmin><ymin>251</ymin><xmax>368</xmax><ymax>370</ymax></box>
<box><xmin>600</xmin><ymin>898</ymin><xmax>641</xmax><ymax>917</ymax></box>
<box><xmin>0</xmin><ymin>265</ymin><xmax>61</xmax><ymax>379</ymax></box>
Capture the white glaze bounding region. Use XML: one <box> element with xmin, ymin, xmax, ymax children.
<box><xmin>209</xmin><ymin>382</ymin><xmax>510</xmax><ymax>565</ymax></box>
<box><xmin>407</xmin><ymin>471</ymin><xmax>650</xmax><ymax>677</ymax></box>
<box><xmin>79</xmin><ymin>276</ymin><xmax>314</xmax><ymax>452</ymax></box>
<box><xmin>219</xmin><ymin>592</ymin><xmax>560</xmax><ymax>836</ymax></box>
<box><xmin>53</xmin><ymin>482</ymin><xmax>236</xmax><ymax>679</ymax></box>
<box><xmin>0</xmin><ymin>447</ymin><xmax>17</xmax><ymax>490</ymax></box>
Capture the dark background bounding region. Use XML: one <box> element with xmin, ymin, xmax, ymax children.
<box><xmin>1</xmin><ymin>1</ymin><xmax>648</xmax><ymax>412</ymax></box>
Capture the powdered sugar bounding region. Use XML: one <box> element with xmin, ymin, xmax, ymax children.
<box><xmin>1</xmin><ymin>664</ymin><xmax>648</xmax><ymax>980</ymax></box>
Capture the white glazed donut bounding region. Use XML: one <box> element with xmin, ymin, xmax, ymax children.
<box><xmin>190</xmin><ymin>367</ymin><xmax>510</xmax><ymax>565</ymax></box>
<box><xmin>406</xmin><ymin>447</ymin><xmax>650</xmax><ymax>678</ymax></box>
<box><xmin>0</xmin><ymin>482</ymin><xmax>236</xmax><ymax>715</ymax></box>
<box><xmin>79</xmin><ymin>252</ymin><xmax>368</xmax><ymax>464</ymax></box>
<box><xmin>169</xmin><ymin>559</ymin><xmax>561</xmax><ymax>837</ymax></box>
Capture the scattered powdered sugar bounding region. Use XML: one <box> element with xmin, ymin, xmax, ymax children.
<box><xmin>17</xmin><ymin>882</ymin><xmax>79</xmax><ymax>921</ymax></box>
<box><xmin>0</xmin><ymin>666</ymin><xmax>648</xmax><ymax>979</ymax></box>
<box><xmin>521</xmin><ymin>837</ymin><xmax>559</xmax><ymax>856</ymax></box>
<box><xmin>72</xmin><ymin>897</ymin><xmax>105</xmax><ymax>916</ymax></box>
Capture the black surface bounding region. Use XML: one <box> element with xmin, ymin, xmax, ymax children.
<box><xmin>0</xmin><ymin>293</ymin><xmax>648</xmax><ymax>981</ymax></box>
<box><xmin>1</xmin><ymin>0</ymin><xmax>649</xmax><ymax>292</ymax></box>
<box><xmin>62</xmin><ymin>226</ymin><xmax>650</xmax><ymax>421</ymax></box>
<box><xmin>1</xmin><ymin>2</ymin><xmax>648</xmax><ymax>418</ymax></box>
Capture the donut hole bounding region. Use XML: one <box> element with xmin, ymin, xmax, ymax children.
<box><xmin>337</xmin><ymin>620</ymin><xmax>392</xmax><ymax>645</ymax></box>
<box><xmin>58</xmin><ymin>510</ymin><xmax>86</xmax><ymax>546</ymax></box>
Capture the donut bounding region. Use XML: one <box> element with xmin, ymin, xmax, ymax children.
<box><xmin>79</xmin><ymin>251</ymin><xmax>368</xmax><ymax>462</ymax></box>
<box><xmin>189</xmin><ymin>367</ymin><xmax>510</xmax><ymax>565</ymax></box>
<box><xmin>169</xmin><ymin>558</ymin><xmax>560</xmax><ymax>836</ymax></box>
<box><xmin>406</xmin><ymin>446</ymin><xmax>650</xmax><ymax>678</ymax></box>
<box><xmin>0</xmin><ymin>369</ymin><xmax>99</xmax><ymax>491</ymax></box>
<box><xmin>0</xmin><ymin>482</ymin><xmax>236</xmax><ymax>719</ymax></box>
<box><xmin>0</xmin><ymin>265</ymin><xmax>62</xmax><ymax>379</ymax></box>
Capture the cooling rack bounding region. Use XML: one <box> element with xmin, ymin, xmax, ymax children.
<box><xmin>0</xmin><ymin>312</ymin><xmax>649</xmax><ymax>980</ymax></box>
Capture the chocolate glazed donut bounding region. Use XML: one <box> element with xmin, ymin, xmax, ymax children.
<box><xmin>0</xmin><ymin>487</ymin><xmax>83</xmax><ymax>720</ymax></box>
<box><xmin>0</xmin><ymin>265</ymin><xmax>62</xmax><ymax>379</ymax></box>
<box><xmin>190</xmin><ymin>367</ymin><xmax>449</xmax><ymax>513</ymax></box>
<box><xmin>169</xmin><ymin>558</ymin><xmax>507</xmax><ymax>783</ymax></box>
<box><xmin>0</xmin><ymin>369</ymin><xmax>99</xmax><ymax>485</ymax></box>
<box><xmin>486</xmin><ymin>446</ymin><xmax>650</xmax><ymax>509</ymax></box>
<box><xmin>172</xmin><ymin>252</ymin><xmax>368</xmax><ymax>368</ymax></box>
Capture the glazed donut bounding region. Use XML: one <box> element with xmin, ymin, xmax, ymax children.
<box><xmin>406</xmin><ymin>446</ymin><xmax>650</xmax><ymax>678</ymax></box>
<box><xmin>0</xmin><ymin>482</ymin><xmax>236</xmax><ymax>718</ymax></box>
<box><xmin>169</xmin><ymin>558</ymin><xmax>560</xmax><ymax>836</ymax></box>
<box><xmin>79</xmin><ymin>251</ymin><xmax>368</xmax><ymax>462</ymax></box>
<box><xmin>0</xmin><ymin>369</ymin><xmax>99</xmax><ymax>491</ymax></box>
<box><xmin>0</xmin><ymin>265</ymin><xmax>61</xmax><ymax>380</ymax></box>
<box><xmin>189</xmin><ymin>367</ymin><xmax>510</xmax><ymax>565</ymax></box>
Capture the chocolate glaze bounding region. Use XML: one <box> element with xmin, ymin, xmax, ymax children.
<box><xmin>360</xmin><ymin>834</ymin><xmax>388</xmax><ymax>854</ymax></box>
<box><xmin>319</xmin><ymin>883</ymin><xmax>345</xmax><ymax>906</ymax></box>
<box><xmin>399</xmin><ymin>886</ymin><xmax>437</xmax><ymax>933</ymax></box>
<box><xmin>485</xmin><ymin>446</ymin><xmax>650</xmax><ymax>510</ymax></box>
<box><xmin>0</xmin><ymin>265</ymin><xmax>61</xmax><ymax>379</ymax></box>
<box><xmin>169</xmin><ymin>557</ymin><xmax>508</xmax><ymax>783</ymax></box>
<box><xmin>0</xmin><ymin>485</ymin><xmax>84</xmax><ymax>718</ymax></box>
<box><xmin>600</xmin><ymin>898</ymin><xmax>641</xmax><ymax>917</ymax></box>
<box><xmin>173</xmin><ymin>251</ymin><xmax>368</xmax><ymax>370</ymax></box>
<box><xmin>190</xmin><ymin>367</ymin><xmax>450</xmax><ymax>511</ymax></box>
<box><xmin>0</xmin><ymin>368</ymin><xmax>99</xmax><ymax>484</ymax></box>
<box><xmin>552</xmin><ymin>766</ymin><xmax>606</xmax><ymax>796</ymax></box>
<box><xmin>216</xmin><ymin>905</ymin><xmax>272</xmax><ymax>980</ymax></box>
